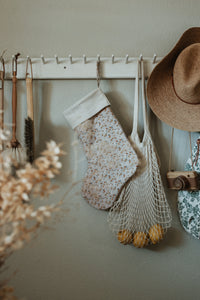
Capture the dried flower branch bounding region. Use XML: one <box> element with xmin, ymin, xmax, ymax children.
<box><xmin>0</xmin><ymin>136</ymin><xmax>65</xmax><ymax>299</ymax></box>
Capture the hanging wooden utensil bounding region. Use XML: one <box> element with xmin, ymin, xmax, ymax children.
<box><xmin>24</xmin><ymin>57</ymin><xmax>34</xmax><ymax>163</ymax></box>
<box><xmin>3</xmin><ymin>53</ymin><xmax>26</xmax><ymax>165</ymax></box>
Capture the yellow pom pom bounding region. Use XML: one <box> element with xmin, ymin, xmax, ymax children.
<box><xmin>117</xmin><ymin>229</ymin><xmax>133</xmax><ymax>244</ymax></box>
<box><xmin>133</xmin><ymin>232</ymin><xmax>148</xmax><ymax>248</ymax></box>
<box><xmin>149</xmin><ymin>224</ymin><xmax>164</xmax><ymax>244</ymax></box>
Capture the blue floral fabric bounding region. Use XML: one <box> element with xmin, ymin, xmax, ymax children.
<box><xmin>178</xmin><ymin>139</ymin><xmax>200</xmax><ymax>239</ymax></box>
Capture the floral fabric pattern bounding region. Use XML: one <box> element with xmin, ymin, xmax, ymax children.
<box><xmin>178</xmin><ymin>138</ymin><xmax>200</xmax><ymax>239</ymax></box>
<box><xmin>75</xmin><ymin>106</ymin><xmax>139</xmax><ymax>210</ymax></box>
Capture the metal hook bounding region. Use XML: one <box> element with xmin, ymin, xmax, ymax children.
<box><xmin>0</xmin><ymin>49</ymin><xmax>7</xmax><ymax>60</ymax></box>
<box><xmin>139</xmin><ymin>54</ymin><xmax>143</xmax><ymax>62</ymax></box>
<box><xmin>112</xmin><ymin>54</ymin><xmax>114</xmax><ymax>64</ymax></box>
<box><xmin>55</xmin><ymin>55</ymin><xmax>59</xmax><ymax>64</ymax></box>
<box><xmin>26</xmin><ymin>56</ymin><xmax>33</xmax><ymax>79</ymax></box>
<box><xmin>97</xmin><ymin>54</ymin><xmax>100</xmax><ymax>63</ymax></box>
<box><xmin>69</xmin><ymin>54</ymin><xmax>72</xmax><ymax>64</ymax></box>
<box><xmin>12</xmin><ymin>53</ymin><xmax>20</xmax><ymax>75</ymax></box>
<box><xmin>152</xmin><ymin>53</ymin><xmax>157</xmax><ymax>64</ymax></box>
<box><xmin>0</xmin><ymin>58</ymin><xmax>4</xmax><ymax>76</ymax></box>
<box><xmin>41</xmin><ymin>55</ymin><xmax>45</xmax><ymax>64</ymax></box>
<box><xmin>0</xmin><ymin>50</ymin><xmax>6</xmax><ymax>76</ymax></box>
<box><xmin>83</xmin><ymin>55</ymin><xmax>86</xmax><ymax>64</ymax></box>
<box><xmin>125</xmin><ymin>54</ymin><xmax>129</xmax><ymax>64</ymax></box>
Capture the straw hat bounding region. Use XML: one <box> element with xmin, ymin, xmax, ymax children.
<box><xmin>147</xmin><ymin>27</ymin><xmax>200</xmax><ymax>132</ymax></box>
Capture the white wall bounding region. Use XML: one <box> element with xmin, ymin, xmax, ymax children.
<box><xmin>1</xmin><ymin>1</ymin><xmax>200</xmax><ymax>299</ymax></box>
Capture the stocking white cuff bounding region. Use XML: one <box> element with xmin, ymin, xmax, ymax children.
<box><xmin>63</xmin><ymin>88</ymin><xmax>110</xmax><ymax>129</ymax></box>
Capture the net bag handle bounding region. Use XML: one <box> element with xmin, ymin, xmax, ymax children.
<box><xmin>130</xmin><ymin>60</ymin><xmax>140</xmax><ymax>140</ymax></box>
<box><xmin>141</xmin><ymin>58</ymin><xmax>149</xmax><ymax>135</ymax></box>
<box><xmin>130</xmin><ymin>58</ymin><xmax>149</xmax><ymax>141</ymax></box>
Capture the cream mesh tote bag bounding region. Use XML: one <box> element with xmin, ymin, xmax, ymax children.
<box><xmin>108</xmin><ymin>59</ymin><xmax>172</xmax><ymax>248</ymax></box>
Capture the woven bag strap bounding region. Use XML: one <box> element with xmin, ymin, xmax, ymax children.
<box><xmin>131</xmin><ymin>59</ymin><xmax>140</xmax><ymax>139</ymax></box>
<box><xmin>131</xmin><ymin>58</ymin><xmax>149</xmax><ymax>141</ymax></box>
<box><xmin>140</xmin><ymin>59</ymin><xmax>149</xmax><ymax>134</ymax></box>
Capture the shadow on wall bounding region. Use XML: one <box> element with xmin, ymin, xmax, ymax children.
<box><xmin>149</xmin><ymin>111</ymin><xmax>171</xmax><ymax>175</ymax></box>
<box><xmin>33</xmin><ymin>80</ymin><xmax>72</xmax><ymax>183</ymax></box>
<box><xmin>105</xmin><ymin>82</ymin><xmax>133</xmax><ymax>136</ymax></box>
<box><xmin>147</xmin><ymin>226</ymin><xmax>185</xmax><ymax>252</ymax></box>
<box><xmin>105</xmin><ymin>79</ymin><xmax>151</xmax><ymax>142</ymax></box>
<box><xmin>148</xmin><ymin>106</ymin><xmax>188</xmax><ymax>250</ymax></box>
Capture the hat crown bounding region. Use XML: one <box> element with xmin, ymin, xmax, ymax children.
<box><xmin>173</xmin><ymin>43</ymin><xmax>200</xmax><ymax>104</ymax></box>
<box><xmin>147</xmin><ymin>27</ymin><xmax>200</xmax><ymax>132</ymax></box>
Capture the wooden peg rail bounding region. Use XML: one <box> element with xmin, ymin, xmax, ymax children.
<box><xmin>2</xmin><ymin>56</ymin><xmax>161</xmax><ymax>80</ymax></box>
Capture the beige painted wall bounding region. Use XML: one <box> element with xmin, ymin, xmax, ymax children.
<box><xmin>1</xmin><ymin>1</ymin><xmax>200</xmax><ymax>299</ymax></box>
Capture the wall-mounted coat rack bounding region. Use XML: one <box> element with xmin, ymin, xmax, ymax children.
<box><xmin>1</xmin><ymin>55</ymin><xmax>161</xmax><ymax>80</ymax></box>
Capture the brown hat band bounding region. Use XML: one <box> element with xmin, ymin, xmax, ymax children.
<box><xmin>171</xmin><ymin>75</ymin><xmax>200</xmax><ymax>106</ymax></box>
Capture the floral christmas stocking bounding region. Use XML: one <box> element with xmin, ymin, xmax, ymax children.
<box><xmin>64</xmin><ymin>88</ymin><xmax>139</xmax><ymax>210</ymax></box>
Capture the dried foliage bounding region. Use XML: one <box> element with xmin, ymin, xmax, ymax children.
<box><xmin>0</xmin><ymin>127</ymin><xmax>65</xmax><ymax>299</ymax></box>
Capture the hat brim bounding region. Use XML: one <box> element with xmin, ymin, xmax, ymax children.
<box><xmin>147</xmin><ymin>27</ymin><xmax>200</xmax><ymax>132</ymax></box>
